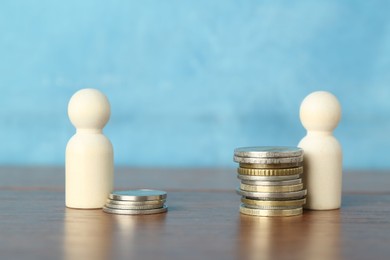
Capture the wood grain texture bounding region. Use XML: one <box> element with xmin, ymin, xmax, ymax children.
<box><xmin>0</xmin><ymin>168</ymin><xmax>390</xmax><ymax>260</ymax></box>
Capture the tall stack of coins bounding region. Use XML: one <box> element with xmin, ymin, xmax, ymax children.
<box><xmin>234</xmin><ymin>146</ymin><xmax>306</xmax><ymax>217</ymax></box>
<box><xmin>103</xmin><ymin>189</ymin><xmax>168</xmax><ymax>215</ymax></box>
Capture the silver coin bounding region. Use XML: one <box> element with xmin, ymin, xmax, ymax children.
<box><xmin>240</xmin><ymin>178</ymin><xmax>302</xmax><ymax>186</ymax></box>
<box><xmin>105</xmin><ymin>203</ymin><xmax>164</xmax><ymax>210</ymax></box>
<box><xmin>109</xmin><ymin>189</ymin><xmax>167</xmax><ymax>201</ymax></box>
<box><xmin>237</xmin><ymin>174</ymin><xmax>302</xmax><ymax>181</ymax></box>
<box><xmin>234</xmin><ymin>155</ymin><xmax>303</xmax><ymax>164</ymax></box>
<box><xmin>236</xmin><ymin>188</ymin><xmax>307</xmax><ymax>200</ymax></box>
<box><xmin>243</xmin><ymin>204</ymin><xmax>302</xmax><ymax>210</ymax></box>
<box><xmin>239</xmin><ymin>204</ymin><xmax>303</xmax><ymax>217</ymax></box>
<box><xmin>103</xmin><ymin>205</ymin><xmax>168</xmax><ymax>215</ymax></box>
<box><xmin>106</xmin><ymin>198</ymin><xmax>166</xmax><ymax>206</ymax></box>
<box><xmin>241</xmin><ymin>197</ymin><xmax>306</xmax><ymax>208</ymax></box>
<box><xmin>240</xmin><ymin>182</ymin><xmax>303</xmax><ymax>193</ymax></box>
<box><xmin>234</xmin><ymin>146</ymin><xmax>303</xmax><ymax>158</ymax></box>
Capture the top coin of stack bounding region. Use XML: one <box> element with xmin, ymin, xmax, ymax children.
<box><xmin>234</xmin><ymin>146</ymin><xmax>306</xmax><ymax>217</ymax></box>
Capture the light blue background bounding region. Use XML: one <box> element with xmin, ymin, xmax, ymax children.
<box><xmin>0</xmin><ymin>0</ymin><xmax>389</xmax><ymax>169</ymax></box>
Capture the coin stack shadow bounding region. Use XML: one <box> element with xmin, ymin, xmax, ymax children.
<box><xmin>103</xmin><ymin>189</ymin><xmax>168</xmax><ymax>215</ymax></box>
<box><xmin>234</xmin><ymin>147</ymin><xmax>307</xmax><ymax>217</ymax></box>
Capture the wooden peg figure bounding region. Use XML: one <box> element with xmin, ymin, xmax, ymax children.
<box><xmin>66</xmin><ymin>89</ymin><xmax>114</xmax><ymax>209</ymax></box>
<box><xmin>298</xmin><ymin>91</ymin><xmax>342</xmax><ymax>210</ymax></box>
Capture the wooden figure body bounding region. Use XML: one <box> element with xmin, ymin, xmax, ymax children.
<box><xmin>298</xmin><ymin>91</ymin><xmax>342</xmax><ymax>210</ymax></box>
<box><xmin>66</xmin><ymin>89</ymin><xmax>113</xmax><ymax>209</ymax></box>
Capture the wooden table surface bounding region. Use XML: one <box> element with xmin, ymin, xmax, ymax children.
<box><xmin>1</xmin><ymin>167</ymin><xmax>390</xmax><ymax>260</ymax></box>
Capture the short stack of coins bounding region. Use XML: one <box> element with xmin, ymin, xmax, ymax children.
<box><xmin>103</xmin><ymin>189</ymin><xmax>168</xmax><ymax>215</ymax></box>
<box><xmin>234</xmin><ymin>146</ymin><xmax>306</xmax><ymax>217</ymax></box>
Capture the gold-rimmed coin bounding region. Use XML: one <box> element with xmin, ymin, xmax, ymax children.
<box><xmin>237</xmin><ymin>166</ymin><xmax>303</xmax><ymax>176</ymax></box>
<box><xmin>239</xmin><ymin>162</ymin><xmax>303</xmax><ymax>169</ymax></box>
<box><xmin>240</xmin><ymin>183</ymin><xmax>303</xmax><ymax>193</ymax></box>
<box><xmin>241</xmin><ymin>198</ymin><xmax>306</xmax><ymax>208</ymax></box>
<box><xmin>239</xmin><ymin>204</ymin><xmax>302</xmax><ymax>217</ymax></box>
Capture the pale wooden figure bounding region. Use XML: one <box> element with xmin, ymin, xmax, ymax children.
<box><xmin>66</xmin><ymin>89</ymin><xmax>113</xmax><ymax>209</ymax></box>
<box><xmin>298</xmin><ymin>91</ymin><xmax>342</xmax><ymax>210</ymax></box>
